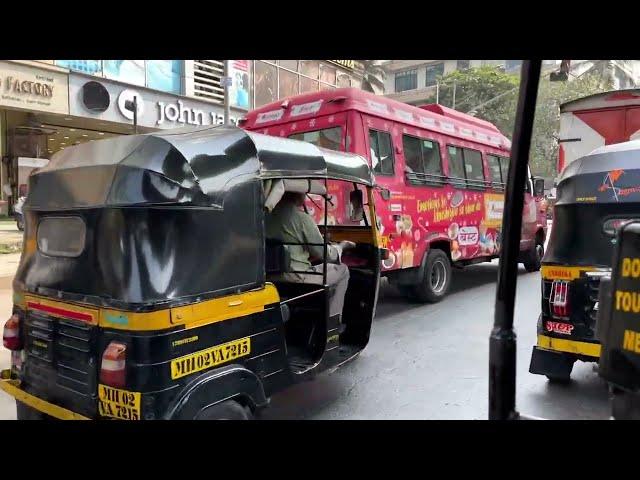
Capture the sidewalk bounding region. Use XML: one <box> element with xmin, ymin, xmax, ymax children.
<box><xmin>0</xmin><ymin>220</ymin><xmax>22</xmax><ymax>254</ymax></box>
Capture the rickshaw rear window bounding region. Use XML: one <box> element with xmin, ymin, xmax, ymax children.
<box><xmin>37</xmin><ymin>217</ymin><xmax>86</xmax><ymax>257</ymax></box>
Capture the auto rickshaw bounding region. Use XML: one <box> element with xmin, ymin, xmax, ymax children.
<box><xmin>0</xmin><ymin>125</ymin><xmax>384</xmax><ymax>420</ymax></box>
<box><xmin>527</xmin><ymin>143</ymin><xmax>640</xmax><ymax>383</ymax></box>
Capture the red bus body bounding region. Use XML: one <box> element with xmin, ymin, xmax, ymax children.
<box><xmin>242</xmin><ymin>88</ymin><xmax>546</xmax><ymax>297</ymax></box>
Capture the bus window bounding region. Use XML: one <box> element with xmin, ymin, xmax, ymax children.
<box><xmin>463</xmin><ymin>148</ymin><xmax>485</xmax><ymax>189</ymax></box>
<box><xmin>402</xmin><ymin>135</ymin><xmax>422</xmax><ymax>174</ymax></box>
<box><xmin>487</xmin><ymin>155</ymin><xmax>503</xmax><ymax>184</ymax></box>
<box><xmin>369</xmin><ymin>130</ymin><xmax>395</xmax><ymax>176</ymax></box>
<box><xmin>422</xmin><ymin>139</ymin><xmax>443</xmax><ymax>179</ymax></box>
<box><xmin>499</xmin><ymin>156</ymin><xmax>510</xmax><ymax>183</ymax></box>
<box><xmin>403</xmin><ymin>135</ymin><xmax>444</xmax><ymax>186</ymax></box>
<box><xmin>447</xmin><ymin>145</ymin><xmax>466</xmax><ymax>188</ymax></box>
<box><xmin>289</xmin><ymin>126</ymin><xmax>343</xmax><ymax>151</ymax></box>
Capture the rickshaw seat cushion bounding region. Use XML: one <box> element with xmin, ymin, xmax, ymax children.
<box><xmin>265</xmin><ymin>239</ymin><xmax>291</xmax><ymax>274</ymax></box>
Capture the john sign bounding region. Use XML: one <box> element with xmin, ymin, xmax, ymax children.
<box><xmin>156</xmin><ymin>100</ymin><xmax>239</xmax><ymax>127</ymax></box>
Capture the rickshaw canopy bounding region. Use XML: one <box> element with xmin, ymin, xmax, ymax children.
<box><xmin>26</xmin><ymin>125</ymin><xmax>373</xmax><ymax>211</ymax></box>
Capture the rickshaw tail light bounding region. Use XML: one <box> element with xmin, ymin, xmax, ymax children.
<box><xmin>100</xmin><ymin>341</ymin><xmax>127</xmax><ymax>388</ymax></box>
<box><xmin>550</xmin><ymin>280</ymin><xmax>570</xmax><ymax>318</ymax></box>
<box><xmin>3</xmin><ymin>314</ymin><xmax>22</xmax><ymax>351</ymax></box>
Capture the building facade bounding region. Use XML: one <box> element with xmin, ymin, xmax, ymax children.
<box><xmin>0</xmin><ymin>60</ymin><xmax>364</xmax><ymax>213</ymax></box>
<box><xmin>382</xmin><ymin>60</ymin><xmax>564</xmax><ymax>106</ymax></box>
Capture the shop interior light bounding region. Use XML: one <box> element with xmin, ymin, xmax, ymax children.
<box><xmin>82</xmin><ymin>134</ymin><xmax>88</xmax><ymax>137</ymax></box>
<box><xmin>98</xmin><ymin>132</ymin><xmax>104</xmax><ymax>135</ymax></box>
<box><xmin>69</xmin><ymin>128</ymin><xmax>76</xmax><ymax>132</ymax></box>
<box><xmin>63</xmin><ymin>136</ymin><xmax>69</xmax><ymax>139</ymax></box>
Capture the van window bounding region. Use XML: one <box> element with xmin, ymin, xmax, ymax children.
<box><xmin>37</xmin><ymin>216</ymin><xmax>86</xmax><ymax>257</ymax></box>
<box><xmin>403</xmin><ymin>135</ymin><xmax>443</xmax><ymax>186</ymax></box>
<box><xmin>464</xmin><ymin>149</ymin><xmax>485</xmax><ymax>185</ymax></box>
<box><xmin>447</xmin><ymin>146</ymin><xmax>486</xmax><ymax>189</ymax></box>
<box><xmin>487</xmin><ymin>155</ymin><xmax>503</xmax><ymax>183</ymax></box>
<box><xmin>289</xmin><ymin>126</ymin><xmax>342</xmax><ymax>151</ymax></box>
<box><xmin>447</xmin><ymin>146</ymin><xmax>466</xmax><ymax>188</ymax></box>
<box><xmin>499</xmin><ymin>156</ymin><xmax>510</xmax><ymax>183</ymax></box>
<box><xmin>369</xmin><ymin>130</ymin><xmax>395</xmax><ymax>176</ymax></box>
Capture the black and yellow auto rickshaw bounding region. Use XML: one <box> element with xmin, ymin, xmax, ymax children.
<box><xmin>528</xmin><ymin>143</ymin><xmax>640</xmax><ymax>383</ymax></box>
<box><xmin>0</xmin><ymin>125</ymin><xmax>383</xmax><ymax>420</ymax></box>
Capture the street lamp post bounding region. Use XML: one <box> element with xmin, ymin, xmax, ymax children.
<box><xmin>223</xmin><ymin>60</ymin><xmax>231</xmax><ymax>125</ymax></box>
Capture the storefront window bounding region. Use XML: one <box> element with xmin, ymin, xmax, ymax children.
<box><xmin>255</xmin><ymin>61</ymin><xmax>278</xmax><ymax>107</ymax></box>
<box><xmin>279</xmin><ymin>69</ymin><xmax>299</xmax><ymax>99</ymax></box>
<box><xmin>319</xmin><ymin>63</ymin><xmax>337</xmax><ymax>85</ymax></box>
<box><xmin>300</xmin><ymin>76</ymin><xmax>319</xmax><ymax>94</ymax></box>
<box><xmin>56</xmin><ymin>60</ymin><xmax>102</xmax><ymax>75</ymax></box>
<box><xmin>279</xmin><ymin>60</ymin><xmax>298</xmax><ymax>71</ymax></box>
<box><xmin>300</xmin><ymin>60</ymin><xmax>320</xmax><ymax>79</ymax></box>
<box><xmin>337</xmin><ymin>73</ymin><xmax>351</xmax><ymax>88</ymax></box>
<box><xmin>103</xmin><ymin>60</ymin><xmax>146</xmax><ymax>86</ymax></box>
<box><xmin>146</xmin><ymin>60</ymin><xmax>183</xmax><ymax>94</ymax></box>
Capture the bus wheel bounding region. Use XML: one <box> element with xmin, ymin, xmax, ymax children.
<box><xmin>523</xmin><ymin>239</ymin><xmax>544</xmax><ymax>272</ymax></box>
<box><xmin>195</xmin><ymin>400</ymin><xmax>253</xmax><ymax>420</ymax></box>
<box><xmin>413</xmin><ymin>249</ymin><xmax>451</xmax><ymax>303</ymax></box>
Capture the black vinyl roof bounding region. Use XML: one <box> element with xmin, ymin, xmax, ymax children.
<box><xmin>27</xmin><ymin>125</ymin><xmax>373</xmax><ymax>210</ymax></box>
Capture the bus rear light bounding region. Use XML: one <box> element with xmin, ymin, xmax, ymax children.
<box><xmin>100</xmin><ymin>341</ymin><xmax>127</xmax><ymax>388</ymax></box>
<box><xmin>3</xmin><ymin>314</ymin><xmax>22</xmax><ymax>351</ymax></box>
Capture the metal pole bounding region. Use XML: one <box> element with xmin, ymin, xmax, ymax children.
<box><xmin>436</xmin><ymin>82</ymin><xmax>440</xmax><ymax>104</ymax></box>
<box><xmin>224</xmin><ymin>60</ymin><xmax>231</xmax><ymax>125</ymax></box>
<box><xmin>488</xmin><ymin>60</ymin><xmax>542</xmax><ymax>420</ymax></box>
<box><xmin>133</xmin><ymin>96</ymin><xmax>138</xmax><ymax>134</ymax></box>
<box><xmin>452</xmin><ymin>81</ymin><xmax>456</xmax><ymax>109</ymax></box>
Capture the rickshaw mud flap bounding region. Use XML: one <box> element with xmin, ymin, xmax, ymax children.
<box><xmin>162</xmin><ymin>364</ymin><xmax>268</xmax><ymax>420</ymax></box>
<box><xmin>0</xmin><ymin>373</ymin><xmax>90</xmax><ymax>420</ymax></box>
<box><xmin>536</xmin><ymin>334</ymin><xmax>601</xmax><ymax>358</ymax></box>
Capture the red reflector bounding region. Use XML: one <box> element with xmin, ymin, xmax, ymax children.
<box><xmin>27</xmin><ymin>301</ymin><xmax>93</xmax><ymax>323</ymax></box>
<box><xmin>100</xmin><ymin>341</ymin><xmax>127</xmax><ymax>388</ymax></box>
<box><xmin>3</xmin><ymin>314</ymin><xmax>22</xmax><ymax>350</ymax></box>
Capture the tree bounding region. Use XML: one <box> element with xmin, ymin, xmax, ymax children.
<box><xmin>425</xmin><ymin>65</ymin><xmax>610</xmax><ymax>178</ymax></box>
<box><xmin>359</xmin><ymin>60</ymin><xmax>386</xmax><ymax>94</ymax></box>
<box><xmin>530</xmin><ymin>73</ymin><xmax>608</xmax><ymax>178</ymax></box>
<box><xmin>425</xmin><ymin>66</ymin><xmax>520</xmax><ymax>137</ymax></box>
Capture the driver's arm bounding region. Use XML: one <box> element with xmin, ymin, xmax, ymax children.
<box><xmin>300</xmin><ymin>214</ymin><xmax>340</xmax><ymax>263</ymax></box>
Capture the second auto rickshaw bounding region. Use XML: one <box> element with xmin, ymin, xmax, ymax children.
<box><xmin>0</xmin><ymin>125</ymin><xmax>384</xmax><ymax>420</ymax></box>
<box><xmin>528</xmin><ymin>141</ymin><xmax>640</xmax><ymax>383</ymax></box>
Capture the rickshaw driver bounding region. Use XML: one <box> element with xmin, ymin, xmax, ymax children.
<box><xmin>266</xmin><ymin>191</ymin><xmax>354</xmax><ymax>318</ymax></box>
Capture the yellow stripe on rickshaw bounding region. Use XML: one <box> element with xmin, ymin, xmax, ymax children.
<box><xmin>20</xmin><ymin>283</ymin><xmax>280</xmax><ymax>332</ymax></box>
<box><xmin>0</xmin><ymin>377</ymin><xmax>89</xmax><ymax>420</ymax></box>
<box><xmin>540</xmin><ymin>265</ymin><xmax>599</xmax><ymax>281</ymax></box>
<box><xmin>537</xmin><ymin>334</ymin><xmax>601</xmax><ymax>358</ymax></box>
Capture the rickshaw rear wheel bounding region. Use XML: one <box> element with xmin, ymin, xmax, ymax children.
<box><xmin>195</xmin><ymin>399</ymin><xmax>254</xmax><ymax>420</ymax></box>
<box><xmin>413</xmin><ymin>249</ymin><xmax>452</xmax><ymax>303</ymax></box>
<box><xmin>545</xmin><ymin>374</ymin><xmax>572</xmax><ymax>384</ymax></box>
<box><xmin>16</xmin><ymin>401</ymin><xmax>49</xmax><ymax>420</ymax></box>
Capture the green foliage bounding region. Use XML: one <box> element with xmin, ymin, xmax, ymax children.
<box><xmin>425</xmin><ymin>66</ymin><xmax>611</xmax><ymax>178</ymax></box>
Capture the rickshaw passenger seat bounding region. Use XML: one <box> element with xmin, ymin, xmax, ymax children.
<box><xmin>265</xmin><ymin>239</ymin><xmax>290</xmax><ymax>274</ymax></box>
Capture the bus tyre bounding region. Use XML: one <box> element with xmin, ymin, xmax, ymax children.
<box><xmin>523</xmin><ymin>239</ymin><xmax>544</xmax><ymax>272</ymax></box>
<box><xmin>16</xmin><ymin>401</ymin><xmax>47</xmax><ymax>420</ymax></box>
<box><xmin>413</xmin><ymin>249</ymin><xmax>451</xmax><ymax>303</ymax></box>
<box><xmin>195</xmin><ymin>400</ymin><xmax>253</xmax><ymax>420</ymax></box>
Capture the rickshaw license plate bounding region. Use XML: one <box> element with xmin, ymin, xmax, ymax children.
<box><xmin>170</xmin><ymin>337</ymin><xmax>251</xmax><ymax>380</ymax></box>
<box><xmin>98</xmin><ymin>385</ymin><xmax>141</xmax><ymax>420</ymax></box>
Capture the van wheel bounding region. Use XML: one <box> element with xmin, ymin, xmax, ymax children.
<box><xmin>413</xmin><ymin>249</ymin><xmax>451</xmax><ymax>303</ymax></box>
<box><xmin>524</xmin><ymin>239</ymin><xmax>543</xmax><ymax>272</ymax></box>
<box><xmin>16</xmin><ymin>401</ymin><xmax>48</xmax><ymax>420</ymax></box>
<box><xmin>195</xmin><ymin>400</ymin><xmax>253</xmax><ymax>420</ymax></box>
